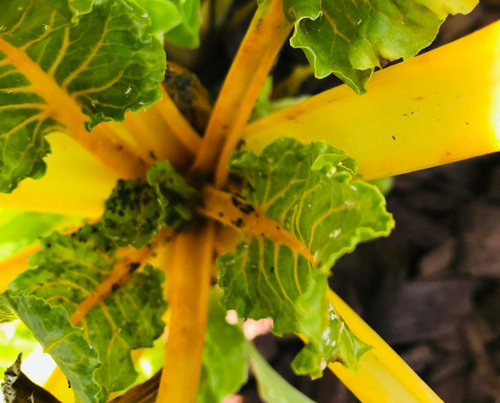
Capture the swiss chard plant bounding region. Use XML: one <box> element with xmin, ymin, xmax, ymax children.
<box><xmin>0</xmin><ymin>0</ymin><xmax>498</xmax><ymax>402</ymax></box>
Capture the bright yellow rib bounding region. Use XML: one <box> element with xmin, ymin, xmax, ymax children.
<box><xmin>0</xmin><ymin>132</ymin><xmax>117</xmax><ymax>216</ymax></box>
<box><xmin>193</xmin><ymin>0</ymin><xmax>292</xmax><ymax>181</ymax></box>
<box><xmin>109</xmin><ymin>88</ymin><xmax>198</xmax><ymax>168</ymax></box>
<box><xmin>44</xmin><ymin>366</ymin><xmax>73</xmax><ymax>403</ymax></box>
<box><xmin>327</xmin><ymin>289</ymin><xmax>442</xmax><ymax>403</ymax></box>
<box><xmin>157</xmin><ymin>223</ymin><xmax>215</xmax><ymax>403</ymax></box>
<box><xmin>242</xmin><ymin>21</ymin><xmax>500</xmax><ymax>180</ymax></box>
<box><xmin>155</xmin><ymin>86</ymin><xmax>202</xmax><ymax>157</ymax></box>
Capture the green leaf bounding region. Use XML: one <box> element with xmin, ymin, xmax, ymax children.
<box><xmin>198</xmin><ymin>289</ymin><xmax>248</xmax><ymax>403</ymax></box>
<box><xmin>1</xmin><ymin>224</ymin><xmax>167</xmax><ymax>402</ymax></box>
<box><xmin>284</xmin><ymin>0</ymin><xmax>478</xmax><ymax>93</ymax></box>
<box><xmin>369</xmin><ymin>176</ymin><xmax>394</xmax><ymax>195</ymax></box>
<box><xmin>147</xmin><ymin>161</ymin><xmax>199</xmax><ymax>228</ymax></box>
<box><xmin>136</xmin><ymin>0</ymin><xmax>183</xmax><ymax>37</ymax></box>
<box><xmin>292</xmin><ymin>303</ymin><xmax>371</xmax><ymax>377</ymax></box>
<box><xmin>163</xmin><ymin>0</ymin><xmax>201</xmax><ymax>48</ymax></box>
<box><xmin>0</xmin><ymin>293</ymin><xmax>16</xmax><ymax>323</ymax></box>
<box><xmin>246</xmin><ymin>342</ymin><xmax>314</xmax><ymax>403</ymax></box>
<box><xmin>102</xmin><ymin>179</ymin><xmax>163</xmax><ymax>249</ymax></box>
<box><xmin>102</xmin><ymin>162</ymin><xmax>198</xmax><ymax>247</ymax></box>
<box><xmin>0</xmin><ymin>209</ymin><xmax>72</xmax><ymax>260</ymax></box>
<box><xmin>0</xmin><ymin>0</ymin><xmax>165</xmax><ymax>192</ymax></box>
<box><xmin>135</xmin><ymin>0</ymin><xmax>201</xmax><ymax>47</ymax></box>
<box><xmin>218</xmin><ymin>138</ymin><xmax>394</xmax><ymax>377</ymax></box>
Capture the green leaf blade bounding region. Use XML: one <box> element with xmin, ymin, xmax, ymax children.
<box><xmin>103</xmin><ymin>179</ymin><xmax>163</xmax><ymax>249</ymax></box>
<box><xmin>247</xmin><ymin>342</ymin><xmax>315</xmax><ymax>403</ymax></box>
<box><xmin>134</xmin><ymin>0</ymin><xmax>201</xmax><ymax>48</ymax></box>
<box><xmin>101</xmin><ymin>161</ymin><xmax>199</xmax><ymax>247</ymax></box>
<box><xmin>5</xmin><ymin>295</ymin><xmax>102</xmax><ymax>403</ymax></box>
<box><xmin>198</xmin><ymin>289</ymin><xmax>248</xmax><ymax>403</ymax></box>
<box><xmin>2</xmin><ymin>224</ymin><xmax>167</xmax><ymax>402</ymax></box>
<box><xmin>219</xmin><ymin>138</ymin><xmax>394</xmax><ymax>377</ymax></box>
<box><xmin>147</xmin><ymin>161</ymin><xmax>198</xmax><ymax>227</ymax></box>
<box><xmin>163</xmin><ymin>0</ymin><xmax>201</xmax><ymax>48</ymax></box>
<box><xmin>0</xmin><ymin>0</ymin><xmax>165</xmax><ymax>192</ymax></box>
<box><xmin>285</xmin><ymin>0</ymin><xmax>478</xmax><ymax>93</ymax></box>
<box><xmin>292</xmin><ymin>302</ymin><xmax>372</xmax><ymax>377</ymax></box>
<box><xmin>0</xmin><ymin>209</ymin><xmax>69</xmax><ymax>260</ymax></box>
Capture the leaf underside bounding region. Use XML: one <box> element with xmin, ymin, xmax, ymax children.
<box><xmin>0</xmin><ymin>0</ymin><xmax>165</xmax><ymax>192</ymax></box>
<box><xmin>218</xmin><ymin>138</ymin><xmax>394</xmax><ymax>377</ymax></box>
<box><xmin>283</xmin><ymin>0</ymin><xmax>478</xmax><ymax>93</ymax></box>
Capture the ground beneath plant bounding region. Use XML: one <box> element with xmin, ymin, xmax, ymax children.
<box><xmin>172</xmin><ymin>2</ymin><xmax>500</xmax><ymax>401</ymax></box>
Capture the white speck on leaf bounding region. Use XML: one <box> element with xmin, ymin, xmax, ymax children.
<box><xmin>327</xmin><ymin>166</ymin><xmax>337</xmax><ymax>177</ymax></box>
<box><xmin>329</xmin><ymin>229</ymin><xmax>341</xmax><ymax>238</ymax></box>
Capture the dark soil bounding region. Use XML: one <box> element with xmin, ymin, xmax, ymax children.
<box><xmin>170</xmin><ymin>2</ymin><xmax>500</xmax><ymax>401</ymax></box>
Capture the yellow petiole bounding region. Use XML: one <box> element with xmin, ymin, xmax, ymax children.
<box><xmin>327</xmin><ymin>289</ymin><xmax>443</xmax><ymax>403</ymax></box>
<box><xmin>157</xmin><ymin>222</ymin><xmax>215</xmax><ymax>403</ymax></box>
<box><xmin>193</xmin><ymin>0</ymin><xmax>292</xmax><ymax>184</ymax></box>
<box><xmin>242</xmin><ymin>21</ymin><xmax>500</xmax><ymax>180</ymax></box>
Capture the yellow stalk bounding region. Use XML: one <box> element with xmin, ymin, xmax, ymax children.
<box><xmin>0</xmin><ymin>38</ymin><xmax>148</xmax><ymax>179</ymax></box>
<box><xmin>192</xmin><ymin>0</ymin><xmax>292</xmax><ymax>183</ymax></box>
<box><xmin>43</xmin><ymin>366</ymin><xmax>73</xmax><ymax>403</ymax></box>
<box><xmin>242</xmin><ymin>21</ymin><xmax>500</xmax><ymax>180</ymax></box>
<box><xmin>326</xmin><ymin>289</ymin><xmax>442</xmax><ymax>403</ymax></box>
<box><xmin>112</xmin><ymin>86</ymin><xmax>199</xmax><ymax>168</ymax></box>
<box><xmin>157</xmin><ymin>222</ymin><xmax>215</xmax><ymax>403</ymax></box>
<box><xmin>0</xmin><ymin>132</ymin><xmax>117</xmax><ymax>216</ymax></box>
<box><xmin>103</xmin><ymin>120</ymin><xmax>157</xmax><ymax>166</ymax></box>
<box><xmin>154</xmin><ymin>86</ymin><xmax>202</xmax><ymax>157</ymax></box>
